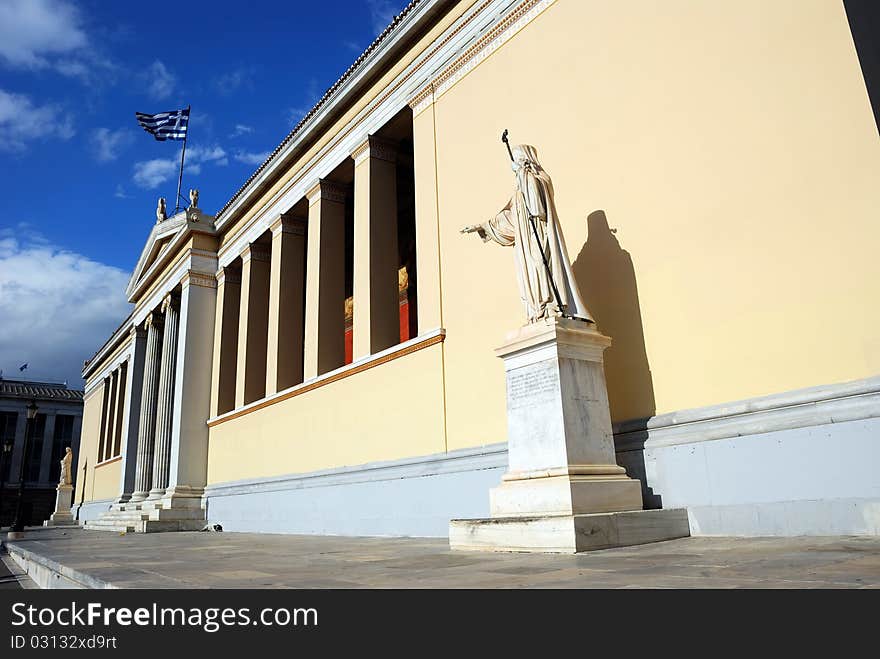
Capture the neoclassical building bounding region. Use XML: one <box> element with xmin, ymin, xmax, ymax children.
<box><xmin>0</xmin><ymin>379</ymin><xmax>83</xmax><ymax>527</ymax></box>
<box><xmin>76</xmin><ymin>0</ymin><xmax>880</xmax><ymax>536</ymax></box>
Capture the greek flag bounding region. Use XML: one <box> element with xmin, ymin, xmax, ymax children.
<box><xmin>135</xmin><ymin>107</ymin><xmax>189</xmax><ymax>141</ymax></box>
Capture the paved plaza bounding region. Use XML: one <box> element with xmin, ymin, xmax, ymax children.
<box><xmin>2</xmin><ymin>528</ymin><xmax>879</xmax><ymax>588</ymax></box>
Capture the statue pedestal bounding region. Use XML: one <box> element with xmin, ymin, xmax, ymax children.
<box><xmin>449</xmin><ymin>317</ymin><xmax>689</xmax><ymax>553</ymax></box>
<box><xmin>44</xmin><ymin>484</ymin><xmax>76</xmax><ymax>527</ymax></box>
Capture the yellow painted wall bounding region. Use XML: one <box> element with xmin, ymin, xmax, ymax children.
<box><xmin>79</xmin><ymin>332</ymin><xmax>132</xmax><ymax>502</ymax></box>
<box><xmin>91</xmin><ymin>460</ymin><xmax>121</xmax><ymax>501</ymax></box>
<box><xmin>206</xmin><ymin>0</ymin><xmax>880</xmax><ymax>480</ymax></box>
<box><xmin>207</xmin><ymin>343</ymin><xmax>446</xmax><ymax>484</ymax></box>
<box><xmin>434</xmin><ymin>0</ymin><xmax>880</xmax><ymax>449</ymax></box>
<box><xmin>75</xmin><ymin>387</ymin><xmax>103</xmax><ymax>503</ymax></box>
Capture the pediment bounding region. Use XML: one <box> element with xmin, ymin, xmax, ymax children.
<box><xmin>125</xmin><ymin>208</ymin><xmax>217</xmax><ymax>302</ymax></box>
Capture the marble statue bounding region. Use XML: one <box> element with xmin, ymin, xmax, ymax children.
<box><xmin>156</xmin><ymin>197</ymin><xmax>167</xmax><ymax>223</ymax></box>
<box><xmin>59</xmin><ymin>447</ymin><xmax>73</xmax><ymax>486</ymax></box>
<box><xmin>189</xmin><ymin>188</ymin><xmax>199</xmax><ymax>208</ymax></box>
<box><xmin>461</xmin><ymin>144</ymin><xmax>593</xmax><ymax>324</ymax></box>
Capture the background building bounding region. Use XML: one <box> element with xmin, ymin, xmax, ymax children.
<box><xmin>0</xmin><ymin>379</ymin><xmax>83</xmax><ymax>527</ymax></box>
<box><xmin>75</xmin><ymin>0</ymin><xmax>880</xmax><ymax>537</ymax></box>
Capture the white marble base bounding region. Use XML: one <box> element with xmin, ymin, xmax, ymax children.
<box><xmin>44</xmin><ymin>485</ymin><xmax>76</xmax><ymax>527</ymax></box>
<box><xmin>490</xmin><ymin>471</ymin><xmax>643</xmax><ymax>518</ymax></box>
<box><xmin>450</xmin><ymin>508</ymin><xmax>691</xmax><ymax>553</ymax></box>
<box><xmin>450</xmin><ymin>317</ymin><xmax>690</xmax><ymax>552</ymax></box>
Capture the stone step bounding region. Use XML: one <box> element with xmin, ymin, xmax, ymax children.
<box><xmin>144</xmin><ymin>508</ymin><xmax>207</xmax><ymax>522</ymax></box>
<box><xmin>83</xmin><ymin>521</ymin><xmax>136</xmax><ymax>533</ymax></box>
<box><xmin>92</xmin><ymin>512</ymin><xmax>149</xmax><ymax>522</ymax></box>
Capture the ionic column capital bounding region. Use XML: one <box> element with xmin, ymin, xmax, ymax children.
<box><xmin>160</xmin><ymin>292</ymin><xmax>180</xmax><ymax>315</ymax></box>
<box><xmin>144</xmin><ymin>310</ymin><xmax>164</xmax><ymax>331</ymax></box>
<box><xmin>306</xmin><ymin>179</ymin><xmax>348</xmax><ymax>206</ymax></box>
<box><xmin>129</xmin><ymin>324</ymin><xmax>147</xmax><ymax>340</ymax></box>
<box><xmin>352</xmin><ymin>135</ymin><xmax>397</xmax><ymax>166</ymax></box>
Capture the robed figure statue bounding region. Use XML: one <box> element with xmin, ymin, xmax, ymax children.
<box><xmin>462</xmin><ymin>143</ymin><xmax>593</xmax><ymax>324</ymax></box>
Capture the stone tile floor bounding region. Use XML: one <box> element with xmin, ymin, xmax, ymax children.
<box><xmin>2</xmin><ymin>527</ymin><xmax>879</xmax><ymax>588</ymax></box>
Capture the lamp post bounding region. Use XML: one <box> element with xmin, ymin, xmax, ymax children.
<box><xmin>9</xmin><ymin>399</ymin><xmax>38</xmax><ymax>537</ymax></box>
<box><xmin>0</xmin><ymin>438</ymin><xmax>12</xmax><ymax>528</ymax></box>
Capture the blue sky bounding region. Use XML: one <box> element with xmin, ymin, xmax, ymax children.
<box><xmin>0</xmin><ymin>0</ymin><xmax>410</xmax><ymax>386</ymax></box>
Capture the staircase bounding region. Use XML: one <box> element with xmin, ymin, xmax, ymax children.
<box><xmin>84</xmin><ymin>497</ymin><xmax>206</xmax><ymax>533</ymax></box>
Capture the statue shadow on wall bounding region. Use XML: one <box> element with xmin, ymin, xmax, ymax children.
<box><xmin>571</xmin><ymin>210</ymin><xmax>662</xmax><ymax>508</ymax></box>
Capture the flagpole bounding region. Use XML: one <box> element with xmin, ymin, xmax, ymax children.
<box><xmin>174</xmin><ymin>105</ymin><xmax>190</xmax><ymax>213</ymax></box>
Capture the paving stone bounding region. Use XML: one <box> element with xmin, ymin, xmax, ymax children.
<box><xmin>2</xmin><ymin>527</ymin><xmax>879</xmax><ymax>589</ymax></box>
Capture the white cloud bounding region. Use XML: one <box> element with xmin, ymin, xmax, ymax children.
<box><xmin>92</xmin><ymin>127</ymin><xmax>134</xmax><ymax>162</ymax></box>
<box><xmin>145</xmin><ymin>60</ymin><xmax>175</xmax><ymax>100</ymax></box>
<box><xmin>233</xmin><ymin>150</ymin><xmax>269</xmax><ymax>166</ymax></box>
<box><xmin>230</xmin><ymin>123</ymin><xmax>253</xmax><ymax>138</ymax></box>
<box><xmin>132</xmin><ymin>145</ymin><xmax>228</xmax><ymax>189</ymax></box>
<box><xmin>188</xmin><ymin>145</ymin><xmax>227</xmax><ymax>165</ymax></box>
<box><xmin>213</xmin><ymin>67</ymin><xmax>253</xmax><ymax>96</ymax></box>
<box><xmin>0</xmin><ymin>0</ymin><xmax>86</xmax><ymax>68</ymax></box>
<box><xmin>0</xmin><ymin>0</ymin><xmax>115</xmax><ymax>84</ymax></box>
<box><xmin>132</xmin><ymin>158</ymin><xmax>178</xmax><ymax>189</ymax></box>
<box><xmin>0</xmin><ymin>226</ymin><xmax>132</xmax><ymax>386</ymax></box>
<box><xmin>114</xmin><ymin>184</ymin><xmax>129</xmax><ymax>199</ymax></box>
<box><xmin>0</xmin><ymin>88</ymin><xmax>74</xmax><ymax>152</ymax></box>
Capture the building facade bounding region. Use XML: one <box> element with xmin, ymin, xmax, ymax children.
<box><xmin>0</xmin><ymin>379</ymin><xmax>83</xmax><ymax>527</ymax></box>
<box><xmin>76</xmin><ymin>0</ymin><xmax>880</xmax><ymax>536</ymax></box>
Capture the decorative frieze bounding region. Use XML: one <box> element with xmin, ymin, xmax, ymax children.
<box><xmin>183</xmin><ymin>270</ymin><xmax>219</xmax><ymax>289</ymax></box>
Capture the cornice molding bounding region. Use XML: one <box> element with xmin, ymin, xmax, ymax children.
<box><xmin>414</xmin><ymin>0</ymin><xmax>556</xmax><ymax>109</ymax></box>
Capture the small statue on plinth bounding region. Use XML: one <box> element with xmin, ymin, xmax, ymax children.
<box><xmin>156</xmin><ymin>196</ymin><xmax>167</xmax><ymax>223</ymax></box>
<box><xmin>45</xmin><ymin>447</ymin><xmax>76</xmax><ymax>526</ymax></box>
<box><xmin>461</xmin><ymin>134</ymin><xmax>594</xmax><ymax>324</ymax></box>
<box><xmin>189</xmin><ymin>188</ymin><xmax>199</xmax><ymax>209</ymax></box>
<box><xmin>59</xmin><ymin>446</ymin><xmax>73</xmax><ymax>486</ymax></box>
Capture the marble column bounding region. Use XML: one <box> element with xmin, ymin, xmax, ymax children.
<box><xmin>210</xmin><ymin>265</ymin><xmax>241</xmax><ymax>416</ymax></box>
<box><xmin>266</xmin><ymin>213</ymin><xmax>307</xmax><ymax>395</ymax></box>
<box><xmin>164</xmin><ymin>270</ymin><xmax>217</xmax><ymax>507</ymax></box>
<box><xmin>304</xmin><ymin>179</ymin><xmax>347</xmax><ymax>378</ymax></box>
<box><xmin>352</xmin><ymin>135</ymin><xmax>400</xmax><ymax>359</ymax></box>
<box><xmin>147</xmin><ymin>293</ymin><xmax>179</xmax><ymax>501</ymax></box>
<box><xmin>116</xmin><ymin>326</ymin><xmax>146</xmax><ymax>504</ymax></box>
<box><xmin>129</xmin><ymin>312</ymin><xmax>163</xmax><ymax>504</ymax></box>
<box><xmin>235</xmin><ymin>242</ymin><xmax>271</xmax><ymax>407</ymax></box>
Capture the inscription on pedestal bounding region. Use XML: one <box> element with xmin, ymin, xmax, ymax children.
<box><xmin>507</xmin><ymin>361</ymin><xmax>558</xmax><ymax>409</ymax></box>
